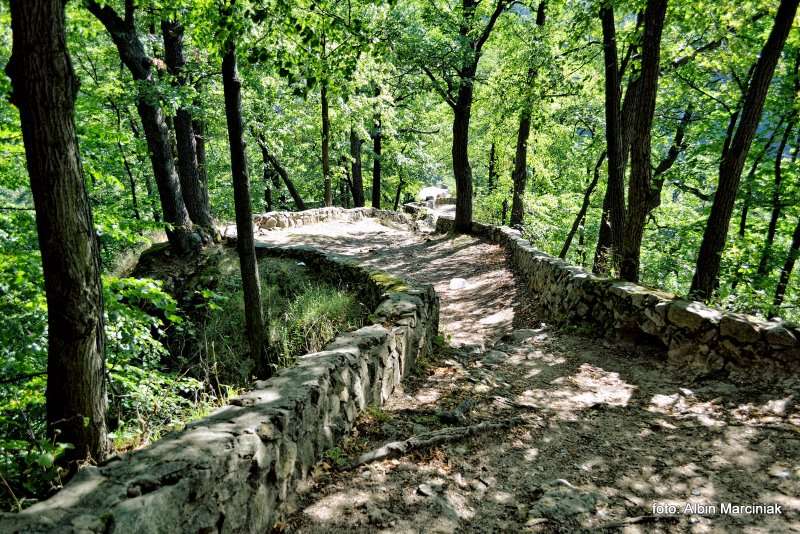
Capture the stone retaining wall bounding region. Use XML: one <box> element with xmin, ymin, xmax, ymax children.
<box><xmin>1</xmin><ymin>243</ymin><xmax>438</xmax><ymax>533</ymax></box>
<box><xmin>253</xmin><ymin>206</ymin><xmax>423</xmax><ymax>233</ymax></box>
<box><xmin>404</xmin><ymin>203</ymin><xmax>800</xmax><ymax>380</ymax></box>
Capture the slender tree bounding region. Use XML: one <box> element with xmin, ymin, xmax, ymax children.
<box><xmin>221</xmin><ymin>15</ymin><xmax>269</xmax><ymax>376</ymax></box>
<box><xmin>7</xmin><ymin>0</ymin><xmax>108</xmax><ymax>464</ymax></box>
<box><xmin>350</xmin><ymin>126</ymin><xmax>366</xmax><ymax>207</ymax></box>
<box><xmin>510</xmin><ymin>1</ymin><xmax>546</xmax><ymax>228</ymax></box>
<box><xmin>757</xmin><ymin>116</ymin><xmax>797</xmax><ymax>277</ymax></box>
<box><xmin>773</xmin><ymin>217</ymin><xmax>800</xmax><ymax>312</ymax></box>
<box><xmin>561</xmin><ymin>151</ymin><xmax>606</xmax><ymax>259</ymax></box>
<box><xmin>371</xmin><ymin>105</ymin><xmax>383</xmax><ymax>208</ymax></box>
<box><xmin>690</xmin><ymin>0</ymin><xmax>799</xmax><ymax>300</ymax></box>
<box><xmin>595</xmin><ymin>2</ymin><xmax>627</xmax><ymax>274</ymax></box>
<box><xmin>421</xmin><ymin>0</ymin><xmax>508</xmax><ymax>231</ymax></box>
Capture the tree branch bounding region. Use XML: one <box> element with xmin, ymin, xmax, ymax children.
<box><xmin>474</xmin><ymin>0</ymin><xmax>508</xmax><ymax>56</ymax></box>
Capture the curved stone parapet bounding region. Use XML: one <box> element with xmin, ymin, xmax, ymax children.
<box><xmin>1</xmin><ymin>242</ymin><xmax>438</xmax><ymax>533</ymax></box>
<box><xmin>404</xmin><ymin>202</ymin><xmax>800</xmax><ymax>380</ymax></box>
<box><xmin>251</xmin><ymin>206</ymin><xmax>425</xmax><ymax>233</ymax></box>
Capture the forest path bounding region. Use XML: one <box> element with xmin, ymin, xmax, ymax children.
<box><xmin>253</xmin><ymin>217</ymin><xmax>800</xmax><ymax>533</ymax></box>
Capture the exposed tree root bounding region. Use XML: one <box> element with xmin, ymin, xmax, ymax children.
<box><xmin>344</xmin><ymin>417</ymin><xmax>526</xmax><ymax>470</ymax></box>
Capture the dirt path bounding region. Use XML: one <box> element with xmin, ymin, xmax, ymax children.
<box><xmin>255</xmin><ymin>217</ymin><xmax>800</xmax><ymax>533</ymax></box>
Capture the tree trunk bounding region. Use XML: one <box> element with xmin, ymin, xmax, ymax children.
<box><xmin>86</xmin><ymin>1</ymin><xmax>196</xmax><ymax>254</ymax></box>
<box><xmin>488</xmin><ymin>142</ymin><xmax>497</xmax><ymax>192</ymax></box>
<box><xmin>452</xmin><ymin>91</ymin><xmax>474</xmax><ymax>232</ymax></box>
<box><xmin>222</xmin><ymin>37</ymin><xmax>268</xmax><ymax>377</ymax></box>
<box><xmin>7</xmin><ymin>0</ymin><xmax>107</xmax><ymax>464</ymax></box>
<box><xmin>117</xmin><ymin>140</ymin><xmax>140</xmax><ymax>220</ymax></box>
<box><xmin>350</xmin><ymin>126</ymin><xmax>365</xmax><ymax>207</ymax></box>
<box><xmin>127</xmin><ymin>108</ymin><xmax>161</xmax><ymax>222</ymax></box>
<box><xmin>773</xmin><ymin>217</ymin><xmax>800</xmax><ymax>312</ymax></box>
<box><xmin>593</xmin><ymin>189</ymin><xmax>613</xmax><ymax>274</ymax></box>
<box><xmin>262</xmin><ymin>146</ymin><xmax>306</xmax><ymax>210</ymax></box>
<box><xmin>757</xmin><ymin>116</ymin><xmax>797</xmax><ymax>277</ymax></box>
<box><xmin>393</xmin><ymin>176</ymin><xmax>405</xmax><ymax>211</ymax></box>
<box><xmin>619</xmin><ymin>0</ymin><xmax>667</xmax><ymax>283</ymax></box>
<box><xmin>597</xmin><ymin>4</ymin><xmax>626</xmax><ymax>274</ymax></box>
<box><xmin>256</xmin><ymin>137</ymin><xmax>281</xmax><ymax>213</ymax></box>
<box><xmin>561</xmin><ymin>151</ymin><xmax>605</xmax><ymax>259</ymax></box>
<box><xmin>193</xmin><ymin>118</ymin><xmax>208</xmax><ymax>188</ymax></box>
<box><xmin>161</xmin><ymin>19</ymin><xmax>215</xmax><ymax>234</ymax></box>
<box><xmin>371</xmin><ymin>112</ymin><xmax>382</xmax><ymax>209</ymax></box>
<box><xmin>690</xmin><ymin>0</ymin><xmax>799</xmax><ymax>300</ymax></box>
<box><xmin>510</xmin><ymin>108</ymin><xmax>531</xmax><ymax>228</ymax></box>
<box><xmin>738</xmin><ymin>120</ymin><xmax>784</xmax><ymax>239</ymax></box>
<box><xmin>321</xmin><ymin>81</ymin><xmax>332</xmax><ymax>206</ymax></box>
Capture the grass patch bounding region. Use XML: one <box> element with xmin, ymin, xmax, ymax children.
<box><xmin>188</xmin><ymin>251</ymin><xmax>366</xmax><ymax>385</ymax></box>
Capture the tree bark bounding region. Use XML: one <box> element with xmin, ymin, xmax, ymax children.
<box><xmin>561</xmin><ymin>151</ymin><xmax>606</xmax><ymax>259</ymax></box>
<box><xmin>193</xmin><ymin>118</ymin><xmax>208</xmax><ymax>188</ymax></box>
<box><xmin>349</xmin><ymin>126</ymin><xmax>365</xmax><ymax>207</ymax></box>
<box><xmin>690</xmin><ymin>0</ymin><xmax>799</xmax><ymax>300</ymax></box>
<box><xmin>773</xmin><ymin>216</ymin><xmax>800</xmax><ymax>312</ymax></box>
<box><xmin>127</xmin><ymin>108</ymin><xmax>161</xmax><ymax>221</ymax></box>
<box><xmin>738</xmin><ymin>119</ymin><xmax>785</xmax><ymax>239</ymax></box>
<box><xmin>321</xmin><ymin>80</ymin><xmax>332</xmax><ymax>206</ymax></box>
<box><xmin>161</xmin><ymin>19</ymin><xmax>215</xmax><ymax>234</ymax></box>
<box><xmin>259</xmin><ymin>142</ymin><xmax>306</xmax><ymax>211</ymax></box>
<box><xmin>7</xmin><ymin>0</ymin><xmax>108</xmax><ymax>464</ymax></box>
<box><xmin>222</xmin><ymin>36</ymin><xmax>268</xmax><ymax>376</ymax></box>
<box><xmin>510</xmin><ymin>107</ymin><xmax>531</xmax><ymax>228</ymax></box>
<box><xmin>488</xmin><ymin>142</ymin><xmax>497</xmax><ymax>192</ymax></box>
<box><xmin>452</xmin><ymin>92</ymin><xmax>474</xmax><ymax>231</ymax></box>
<box><xmin>86</xmin><ymin>0</ymin><xmax>196</xmax><ymax>254</ymax></box>
<box><xmin>597</xmin><ymin>4</ymin><xmax>627</xmax><ymax>274</ymax></box>
<box><xmin>757</xmin><ymin>116</ymin><xmax>797</xmax><ymax>277</ymax></box>
<box><xmin>619</xmin><ymin>0</ymin><xmax>667</xmax><ymax>283</ymax></box>
<box><xmin>371</xmin><ymin>112</ymin><xmax>382</xmax><ymax>209</ymax></box>
<box><xmin>393</xmin><ymin>175</ymin><xmax>405</xmax><ymax>211</ymax></box>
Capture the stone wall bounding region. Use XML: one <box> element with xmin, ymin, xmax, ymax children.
<box><xmin>252</xmin><ymin>206</ymin><xmax>423</xmax><ymax>233</ymax></box>
<box><xmin>404</xmin><ymin>203</ymin><xmax>800</xmax><ymax>380</ymax></box>
<box><xmin>1</xmin><ymin>243</ymin><xmax>438</xmax><ymax>533</ymax></box>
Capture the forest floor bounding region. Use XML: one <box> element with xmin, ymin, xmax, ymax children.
<box><xmin>248</xmin><ymin>217</ymin><xmax>800</xmax><ymax>533</ymax></box>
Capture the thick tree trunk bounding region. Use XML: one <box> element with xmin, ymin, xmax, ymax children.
<box><xmin>222</xmin><ymin>38</ymin><xmax>268</xmax><ymax>377</ymax></box>
<box><xmin>86</xmin><ymin>1</ymin><xmax>196</xmax><ymax>254</ymax></box>
<box><xmin>371</xmin><ymin>113</ymin><xmax>382</xmax><ymax>209</ymax></box>
<box><xmin>561</xmin><ymin>151</ymin><xmax>605</xmax><ymax>259</ymax></box>
<box><xmin>773</xmin><ymin>217</ymin><xmax>800</xmax><ymax>312</ymax></box>
<box><xmin>321</xmin><ymin>81</ymin><xmax>332</xmax><ymax>206</ymax></box>
<box><xmin>510</xmin><ymin>109</ymin><xmax>531</xmax><ymax>228</ymax></box>
<box><xmin>7</xmin><ymin>0</ymin><xmax>108</xmax><ymax>464</ymax></box>
<box><xmin>690</xmin><ymin>0</ymin><xmax>799</xmax><ymax>300</ymax></box>
<box><xmin>162</xmin><ymin>19</ymin><xmax>215</xmax><ymax>234</ymax></box>
<box><xmin>452</xmin><ymin>92</ymin><xmax>474</xmax><ymax>232</ymax></box>
<box><xmin>349</xmin><ymin>127</ymin><xmax>365</xmax><ymax>207</ymax></box>
<box><xmin>619</xmin><ymin>0</ymin><xmax>667</xmax><ymax>283</ymax></box>
<box><xmin>597</xmin><ymin>4</ymin><xmax>626</xmax><ymax>274</ymax></box>
<box><xmin>757</xmin><ymin>117</ymin><xmax>797</xmax><ymax>277</ymax></box>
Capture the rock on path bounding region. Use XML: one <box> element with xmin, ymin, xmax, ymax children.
<box><xmin>254</xmin><ymin>217</ymin><xmax>800</xmax><ymax>533</ymax></box>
